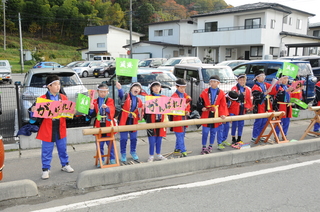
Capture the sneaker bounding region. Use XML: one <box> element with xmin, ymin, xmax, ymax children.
<box><xmin>121</xmin><ymin>153</ymin><xmax>127</xmax><ymax>162</ymax></box>
<box><xmin>181</xmin><ymin>152</ymin><xmax>187</xmax><ymax>157</ymax></box>
<box><xmin>147</xmin><ymin>156</ymin><xmax>154</xmax><ymax>162</ymax></box>
<box><xmin>110</xmin><ymin>159</ymin><xmax>116</xmax><ymax>164</ymax></box>
<box><xmin>232</xmin><ymin>138</ymin><xmax>237</xmax><ymax>144</ymax></box>
<box><xmin>201</xmin><ymin>147</ymin><xmax>209</xmax><ymax>154</ymax></box>
<box><xmin>207</xmin><ymin>146</ymin><xmax>213</xmax><ymax>153</ymax></box>
<box><xmin>130</xmin><ymin>152</ymin><xmax>139</xmax><ymax>160</ymax></box>
<box><xmin>41</xmin><ymin>170</ymin><xmax>50</xmax><ymax>180</ymax></box>
<box><xmin>217</xmin><ymin>144</ymin><xmax>225</xmax><ymax>150</ymax></box>
<box><xmin>61</xmin><ymin>165</ymin><xmax>74</xmax><ymax>173</ymax></box>
<box><xmin>251</xmin><ymin>137</ymin><xmax>257</xmax><ymax>143</ymax></box>
<box><xmin>174</xmin><ymin>149</ymin><xmax>181</xmax><ymax>153</ymax></box>
<box><xmin>155</xmin><ymin>154</ymin><xmax>167</xmax><ymax>161</ymax></box>
<box><xmin>222</xmin><ymin>141</ymin><xmax>231</xmax><ymax>146</ymax></box>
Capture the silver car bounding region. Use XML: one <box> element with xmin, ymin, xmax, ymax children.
<box><xmin>72</xmin><ymin>61</ymin><xmax>105</xmax><ymax>78</ymax></box>
<box><xmin>19</xmin><ymin>68</ymin><xmax>88</xmax><ymax>124</ymax></box>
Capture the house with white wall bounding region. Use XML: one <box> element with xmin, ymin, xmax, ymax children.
<box><xmin>83</xmin><ymin>25</ymin><xmax>144</xmax><ymax>60</ymax></box>
<box><xmin>190</xmin><ymin>2</ymin><xmax>320</xmax><ymax>63</ymax></box>
<box><xmin>123</xmin><ymin>19</ymin><xmax>197</xmax><ymax>60</ymax></box>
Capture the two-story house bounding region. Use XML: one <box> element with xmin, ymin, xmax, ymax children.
<box><xmin>191</xmin><ymin>2</ymin><xmax>320</xmax><ymax>63</ymax></box>
<box><xmin>123</xmin><ymin>19</ymin><xmax>197</xmax><ymax>60</ymax></box>
<box><xmin>83</xmin><ymin>25</ymin><xmax>144</xmax><ymax>60</ymax></box>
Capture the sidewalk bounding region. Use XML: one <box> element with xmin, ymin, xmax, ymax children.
<box><xmin>1</xmin><ymin>118</ymin><xmax>320</xmax><ymax>203</ymax></box>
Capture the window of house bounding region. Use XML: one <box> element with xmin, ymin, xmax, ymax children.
<box><xmin>296</xmin><ymin>19</ymin><xmax>302</xmax><ymax>29</ymax></box>
<box><xmin>250</xmin><ymin>46</ymin><xmax>263</xmax><ymax>57</ymax></box>
<box><xmin>173</xmin><ymin>50</ymin><xmax>179</xmax><ymax>57</ymax></box>
<box><xmin>283</xmin><ymin>16</ymin><xmax>288</xmax><ymax>24</ymax></box>
<box><xmin>97</xmin><ymin>43</ymin><xmax>105</xmax><ymax>48</ymax></box>
<box><xmin>271</xmin><ymin>19</ymin><xmax>276</xmax><ymax>29</ymax></box>
<box><xmin>245</xmin><ymin>18</ymin><xmax>261</xmax><ymax>29</ymax></box>
<box><xmin>154</xmin><ymin>30</ymin><xmax>163</xmax><ymax>36</ymax></box>
<box><xmin>205</xmin><ymin>22</ymin><xmax>218</xmax><ymax>32</ymax></box>
<box><xmin>126</xmin><ymin>40</ymin><xmax>136</xmax><ymax>44</ymax></box>
<box><xmin>188</xmin><ymin>49</ymin><xmax>192</xmax><ymax>54</ymax></box>
<box><xmin>179</xmin><ymin>49</ymin><xmax>184</xmax><ymax>55</ymax></box>
<box><xmin>168</xmin><ymin>29</ymin><xmax>173</xmax><ymax>36</ymax></box>
<box><xmin>226</xmin><ymin>48</ymin><xmax>231</xmax><ymax>57</ymax></box>
<box><xmin>313</xmin><ymin>30</ymin><xmax>320</xmax><ymax>37</ymax></box>
<box><xmin>270</xmin><ymin>47</ymin><xmax>279</xmax><ymax>56</ymax></box>
<box><xmin>289</xmin><ymin>17</ymin><xmax>292</xmax><ymax>25</ymax></box>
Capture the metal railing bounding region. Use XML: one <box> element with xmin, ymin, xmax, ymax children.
<box><xmin>194</xmin><ymin>24</ymin><xmax>266</xmax><ymax>33</ymax></box>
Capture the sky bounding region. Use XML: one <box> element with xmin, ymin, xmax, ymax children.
<box><xmin>226</xmin><ymin>0</ymin><xmax>320</xmax><ymax>23</ymax></box>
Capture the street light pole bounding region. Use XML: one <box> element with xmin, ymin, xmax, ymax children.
<box><xmin>129</xmin><ymin>0</ymin><xmax>132</xmax><ymax>59</ymax></box>
<box><xmin>18</xmin><ymin>13</ymin><xmax>24</xmax><ymax>73</ymax></box>
<box><xmin>2</xmin><ymin>0</ymin><xmax>6</xmax><ymax>50</ymax></box>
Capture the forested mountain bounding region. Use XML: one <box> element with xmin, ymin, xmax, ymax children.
<box><xmin>1</xmin><ymin>0</ymin><xmax>232</xmax><ymax>47</ymax></box>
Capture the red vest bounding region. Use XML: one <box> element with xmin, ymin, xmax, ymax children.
<box><xmin>36</xmin><ymin>93</ymin><xmax>67</xmax><ymax>142</ymax></box>
<box><xmin>171</xmin><ymin>92</ymin><xmax>191</xmax><ymax>133</ymax></box>
<box><xmin>93</xmin><ymin>97</ymin><xmax>116</xmax><ymax>136</ymax></box>
<box><xmin>231</xmin><ymin>84</ymin><xmax>253</xmax><ymax>115</ymax></box>
<box><xmin>252</xmin><ymin>82</ymin><xmax>276</xmax><ymax>113</ymax></box>
<box><xmin>118</xmin><ymin>93</ymin><xmax>143</xmax><ymax>127</ymax></box>
<box><xmin>199</xmin><ymin>88</ymin><xmax>228</xmax><ymax>128</ymax></box>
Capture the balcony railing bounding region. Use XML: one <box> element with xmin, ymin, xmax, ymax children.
<box><xmin>194</xmin><ymin>24</ymin><xmax>266</xmax><ymax>33</ymax></box>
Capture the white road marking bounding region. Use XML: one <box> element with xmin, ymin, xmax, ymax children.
<box><xmin>32</xmin><ymin>159</ymin><xmax>320</xmax><ymax>212</ymax></box>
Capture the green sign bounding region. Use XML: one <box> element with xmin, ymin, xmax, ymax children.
<box><xmin>277</xmin><ymin>62</ymin><xmax>299</xmax><ymax>78</ymax></box>
<box><xmin>116</xmin><ymin>58</ymin><xmax>138</xmax><ymax>77</ymax></box>
<box><xmin>290</xmin><ymin>98</ymin><xmax>308</xmax><ymax>109</ymax></box>
<box><xmin>76</xmin><ymin>93</ymin><xmax>90</xmax><ymax>114</ymax></box>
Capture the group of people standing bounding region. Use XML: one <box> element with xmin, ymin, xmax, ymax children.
<box><xmin>30</xmin><ymin>71</ymin><xmax>307</xmax><ymax>179</ymax></box>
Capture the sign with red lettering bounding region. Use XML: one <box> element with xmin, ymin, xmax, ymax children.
<box><xmin>145</xmin><ymin>96</ymin><xmax>186</xmax><ymax>115</ymax></box>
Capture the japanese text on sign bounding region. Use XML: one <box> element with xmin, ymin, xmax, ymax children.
<box><xmin>145</xmin><ymin>96</ymin><xmax>186</xmax><ymax>115</ymax></box>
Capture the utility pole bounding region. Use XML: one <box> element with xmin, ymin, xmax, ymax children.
<box><xmin>129</xmin><ymin>0</ymin><xmax>132</xmax><ymax>59</ymax></box>
<box><xmin>18</xmin><ymin>13</ymin><xmax>24</xmax><ymax>73</ymax></box>
<box><xmin>2</xmin><ymin>0</ymin><xmax>6</xmax><ymax>50</ymax></box>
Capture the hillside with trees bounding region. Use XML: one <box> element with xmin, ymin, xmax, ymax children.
<box><xmin>1</xmin><ymin>0</ymin><xmax>232</xmax><ymax>48</ymax></box>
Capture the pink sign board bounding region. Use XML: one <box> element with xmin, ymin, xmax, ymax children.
<box><xmin>33</xmin><ymin>100</ymin><xmax>76</xmax><ymax>119</ymax></box>
<box><xmin>145</xmin><ymin>96</ymin><xmax>186</xmax><ymax>115</ymax></box>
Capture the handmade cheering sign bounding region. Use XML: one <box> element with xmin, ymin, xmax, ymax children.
<box><xmin>145</xmin><ymin>96</ymin><xmax>186</xmax><ymax>115</ymax></box>
<box><xmin>33</xmin><ymin>98</ymin><xmax>76</xmax><ymax>119</ymax></box>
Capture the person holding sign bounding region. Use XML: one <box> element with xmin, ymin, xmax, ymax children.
<box><xmin>313</xmin><ymin>78</ymin><xmax>320</xmax><ymax>132</ymax></box>
<box><xmin>88</xmin><ymin>84</ymin><xmax>117</xmax><ymax>167</ymax></box>
<box><xmin>197</xmin><ymin>75</ymin><xmax>228</xmax><ymax>153</ymax></box>
<box><xmin>171</xmin><ymin>79</ymin><xmax>191</xmax><ymax>157</ymax></box>
<box><xmin>144</xmin><ymin>81</ymin><xmax>168</xmax><ymax>162</ymax></box>
<box><xmin>116</xmin><ymin>81</ymin><xmax>144</xmax><ymax>163</ymax></box>
<box><xmin>230</xmin><ymin>74</ymin><xmax>253</xmax><ymax>147</ymax></box>
<box><xmin>273</xmin><ymin>74</ymin><xmax>294</xmax><ymax>138</ymax></box>
<box><xmin>251</xmin><ymin>71</ymin><xmax>277</xmax><ymax>143</ymax></box>
<box><xmin>29</xmin><ymin>75</ymin><xmax>74</xmax><ymax>180</ymax></box>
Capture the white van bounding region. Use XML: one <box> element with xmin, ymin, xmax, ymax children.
<box><xmin>158</xmin><ymin>57</ymin><xmax>202</xmax><ymax>72</ymax></box>
<box><xmin>0</xmin><ymin>60</ymin><xmax>12</xmax><ymax>84</ymax></box>
<box><xmin>92</xmin><ymin>55</ymin><xmax>115</xmax><ymax>62</ymax></box>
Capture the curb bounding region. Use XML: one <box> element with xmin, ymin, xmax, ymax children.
<box><xmin>0</xmin><ymin>179</ymin><xmax>38</xmax><ymax>201</ymax></box>
<box><xmin>76</xmin><ymin>138</ymin><xmax>320</xmax><ymax>189</ymax></box>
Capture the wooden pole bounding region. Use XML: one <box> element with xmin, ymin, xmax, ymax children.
<box><xmin>83</xmin><ymin>112</ymin><xmax>284</xmax><ymax>135</ymax></box>
<box><xmin>308</xmin><ymin>106</ymin><xmax>320</xmax><ymax>111</ymax></box>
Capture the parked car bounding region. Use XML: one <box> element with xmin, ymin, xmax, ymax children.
<box><xmin>158</xmin><ymin>57</ymin><xmax>202</xmax><ymax>72</ymax></box>
<box><xmin>72</xmin><ymin>61</ymin><xmax>105</xmax><ymax>78</ymax></box>
<box><xmin>0</xmin><ymin>60</ymin><xmax>12</xmax><ymax>84</ymax></box>
<box><xmin>280</xmin><ymin>56</ymin><xmax>320</xmax><ymax>77</ymax></box>
<box><xmin>93</xmin><ymin>61</ymin><xmax>116</xmax><ymax>78</ymax></box>
<box><xmin>33</xmin><ymin>62</ymin><xmax>64</xmax><ymax>68</ymax></box>
<box><xmin>173</xmin><ymin>63</ymin><xmax>237</xmax><ymax>108</ymax></box>
<box><xmin>19</xmin><ymin>68</ymin><xmax>88</xmax><ymax>125</ymax></box>
<box><xmin>64</xmin><ymin>61</ymin><xmax>84</xmax><ymax>68</ymax></box>
<box><xmin>216</xmin><ymin>60</ymin><xmax>249</xmax><ymax>68</ymax></box>
<box><xmin>103</xmin><ymin>69</ymin><xmax>177</xmax><ymax>109</ymax></box>
<box><xmin>232</xmin><ymin>60</ymin><xmax>317</xmax><ymax>103</ymax></box>
<box><xmin>138</xmin><ymin>58</ymin><xmax>167</xmax><ymax>68</ymax></box>
<box><xmin>92</xmin><ymin>55</ymin><xmax>115</xmax><ymax>62</ymax></box>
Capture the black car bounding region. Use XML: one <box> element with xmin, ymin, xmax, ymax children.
<box><xmin>93</xmin><ymin>61</ymin><xmax>116</xmax><ymax>78</ymax></box>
